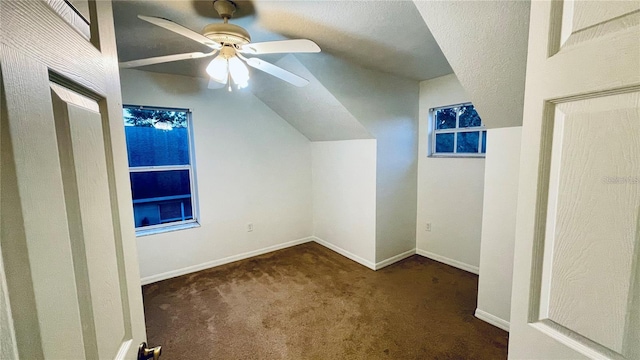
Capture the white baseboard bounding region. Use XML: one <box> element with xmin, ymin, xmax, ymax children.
<box><xmin>475</xmin><ymin>308</ymin><xmax>510</xmax><ymax>332</ymax></box>
<box><xmin>140</xmin><ymin>237</ymin><xmax>314</xmax><ymax>285</ymax></box>
<box><xmin>142</xmin><ymin>237</ymin><xmax>419</xmax><ymax>285</ymax></box>
<box><xmin>311</xmin><ymin>236</ymin><xmax>376</xmax><ymax>270</ymax></box>
<box><xmin>375</xmin><ymin>248</ymin><xmax>416</xmax><ymax>270</ymax></box>
<box><xmin>415</xmin><ymin>249</ymin><xmax>479</xmax><ymax>275</ymax></box>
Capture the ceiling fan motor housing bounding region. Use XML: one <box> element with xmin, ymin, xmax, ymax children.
<box><xmin>202</xmin><ymin>23</ymin><xmax>251</xmax><ymax>46</ymax></box>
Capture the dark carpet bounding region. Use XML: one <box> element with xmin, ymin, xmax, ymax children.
<box><xmin>142</xmin><ymin>242</ymin><xmax>508</xmax><ymax>359</ymax></box>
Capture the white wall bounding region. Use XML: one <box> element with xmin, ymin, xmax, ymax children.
<box><xmin>416</xmin><ymin>74</ymin><xmax>485</xmax><ymax>273</ymax></box>
<box><xmin>476</xmin><ymin>127</ymin><xmax>522</xmax><ymax>331</ymax></box>
<box><xmin>297</xmin><ymin>53</ymin><xmax>419</xmax><ymax>263</ymax></box>
<box><xmin>311</xmin><ymin>140</ymin><xmax>377</xmax><ymax>267</ymax></box>
<box><xmin>119</xmin><ymin>69</ymin><xmax>313</xmax><ymax>283</ymax></box>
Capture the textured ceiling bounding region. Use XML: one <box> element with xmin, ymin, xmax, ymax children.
<box><xmin>251</xmin><ymin>55</ymin><xmax>373</xmax><ymax>141</ymax></box>
<box><xmin>413</xmin><ymin>0</ymin><xmax>530</xmax><ymax>128</ymax></box>
<box><xmin>112</xmin><ymin>0</ymin><xmax>452</xmax><ymax>81</ymax></box>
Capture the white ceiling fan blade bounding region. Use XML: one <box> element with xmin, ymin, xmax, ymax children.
<box><xmin>239</xmin><ymin>39</ymin><xmax>320</xmax><ymax>55</ymax></box>
<box><xmin>138</xmin><ymin>15</ymin><xmax>221</xmax><ymax>50</ymax></box>
<box><xmin>119</xmin><ymin>51</ymin><xmax>215</xmax><ymax>69</ymax></box>
<box><xmin>244</xmin><ymin>57</ymin><xmax>309</xmax><ymax>87</ymax></box>
<box><xmin>208</xmin><ymin>77</ymin><xmax>226</xmax><ymax>89</ymax></box>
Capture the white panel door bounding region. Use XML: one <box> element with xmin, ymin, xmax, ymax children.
<box><xmin>510</xmin><ymin>1</ymin><xmax>640</xmax><ymax>359</ymax></box>
<box><xmin>0</xmin><ymin>1</ymin><xmax>148</xmax><ymax>359</ymax></box>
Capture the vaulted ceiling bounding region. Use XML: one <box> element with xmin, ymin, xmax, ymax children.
<box><xmin>112</xmin><ymin>0</ymin><xmax>452</xmax><ymax>81</ymax></box>
<box><xmin>113</xmin><ymin>0</ymin><xmax>531</xmax><ymax>130</ymax></box>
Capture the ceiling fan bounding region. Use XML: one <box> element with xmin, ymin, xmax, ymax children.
<box><xmin>119</xmin><ymin>0</ymin><xmax>321</xmax><ymax>90</ymax></box>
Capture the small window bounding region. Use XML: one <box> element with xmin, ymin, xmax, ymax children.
<box><xmin>123</xmin><ymin>105</ymin><xmax>199</xmax><ymax>233</ymax></box>
<box><xmin>430</xmin><ymin>103</ymin><xmax>486</xmax><ymax>157</ymax></box>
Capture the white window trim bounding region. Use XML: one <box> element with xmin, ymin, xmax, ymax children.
<box><xmin>123</xmin><ymin>105</ymin><xmax>200</xmax><ymax>235</ymax></box>
<box><xmin>135</xmin><ymin>222</ymin><xmax>200</xmax><ymax>237</ymax></box>
<box><xmin>429</xmin><ymin>102</ymin><xmax>486</xmax><ymax>158</ymax></box>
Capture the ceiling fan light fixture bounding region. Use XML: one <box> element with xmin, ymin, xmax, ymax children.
<box><xmin>206</xmin><ymin>55</ymin><xmax>228</xmax><ymax>83</ymax></box>
<box><xmin>228</xmin><ymin>56</ymin><xmax>249</xmax><ymax>89</ymax></box>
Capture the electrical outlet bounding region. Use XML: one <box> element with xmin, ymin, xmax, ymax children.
<box><xmin>247</xmin><ymin>223</ymin><xmax>254</xmax><ymax>232</ymax></box>
<box><xmin>425</xmin><ymin>223</ymin><xmax>431</xmax><ymax>232</ymax></box>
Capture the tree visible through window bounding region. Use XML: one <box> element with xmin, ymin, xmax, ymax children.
<box><xmin>431</xmin><ymin>103</ymin><xmax>486</xmax><ymax>156</ymax></box>
<box><xmin>123</xmin><ymin>105</ymin><xmax>198</xmax><ymax>231</ymax></box>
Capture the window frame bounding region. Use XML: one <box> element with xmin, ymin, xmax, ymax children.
<box><xmin>123</xmin><ymin>104</ymin><xmax>200</xmax><ymax>236</ymax></box>
<box><xmin>429</xmin><ymin>102</ymin><xmax>486</xmax><ymax>158</ymax></box>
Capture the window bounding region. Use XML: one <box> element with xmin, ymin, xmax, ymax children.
<box><xmin>430</xmin><ymin>103</ymin><xmax>486</xmax><ymax>157</ymax></box>
<box><xmin>123</xmin><ymin>105</ymin><xmax>199</xmax><ymax>234</ymax></box>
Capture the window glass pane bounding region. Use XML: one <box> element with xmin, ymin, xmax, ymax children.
<box><xmin>123</xmin><ymin>107</ymin><xmax>190</xmax><ymax>167</ymax></box>
<box><xmin>481</xmin><ymin>131</ymin><xmax>487</xmax><ymax>153</ymax></box>
<box><xmin>458</xmin><ymin>105</ymin><xmax>481</xmax><ymax>128</ymax></box>
<box><xmin>435</xmin><ymin>133</ymin><xmax>455</xmax><ymax>153</ymax></box>
<box><xmin>457</xmin><ymin>131</ymin><xmax>480</xmax><ymax>153</ymax></box>
<box><xmin>130</xmin><ymin>170</ymin><xmax>193</xmax><ymax>227</ymax></box>
<box><xmin>435</xmin><ymin>108</ymin><xmax>457</xmax><ymax>130</ymax></box>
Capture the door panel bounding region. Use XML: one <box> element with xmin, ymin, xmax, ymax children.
<box><xmin>44</xmin><ymin>0</ymin><xmax>91</xmax><ymax>39</ymax></box>
<box><xmin>52</xmin><ymin>83</ymin><xmax>129</xmax><ymax>359</ymax></box>
<box><xmin>2</xmin><ymin>2</ymin><xmax>104</xmax><ymax>94</ymax></box>
<box><xmin>3</xmin><ymin>47</ymin><xmax>89</xmax><ymax>360</ymax></box>
<box><xmin>536</xmin><ymin>93</ymin><xmax>639</xmax><ymax>358</ymax></box>
<box><xmin>568</xmin><ymin>0</ymin><xmax>640</xmax><ymax>35</ymax></box>
<box><xmin>510</xmin><ymin>0</ymin><xmax>639</xmax><ymax>359</ymax></box>
<box><xmin>0</xmin><ymin>1</ymin><xmax>146</xmax><ymax>359</ymax></box>
<box><xmin>547</xmin><ymin>94</ymin><xmax>638</xmax><ymax>354</ymax></box>
<box><xmin>0</xmin><ymin>56</ymin><xmax>45</xmax><ymax>360</ymax></box>
<box><xmin>560</xmin><ymin>0</ymin><xmax>640</xmax><ymax>48</ymax></box>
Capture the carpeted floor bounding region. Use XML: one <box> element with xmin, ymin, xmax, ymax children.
<box><xmin>142</xmin><ymin>242</ymin><xmax>508</xmax><ymax>359</ymax></box>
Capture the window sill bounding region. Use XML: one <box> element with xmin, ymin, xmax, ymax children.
<box><xmin>429</xmin><ymin>154</ymin><xmax>486</xmax><ymax>159</ymax></box>
<box><xmin>135</xmin><ymin>222</ymin><xmax>200</xmax><ymax>237</ymax></box>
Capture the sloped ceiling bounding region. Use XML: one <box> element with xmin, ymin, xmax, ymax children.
<box><xmin>112</xmin><ymin>0</ymin><xmax>452</xmax><ymax>81</ymax></box>
<box><xmin>250</xmin><ymin>55</ymin><xmax>372</xmax><ymax>141</ymax></box>
<box><xmin>113</xmin><ymin>1</ymin><xmax>531</xmax><ymax>133</ymax></box>
<box><xmin>413</xmin><ymin>0</ymin><xmax>531</xmax><ymax>129</ymax></box>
